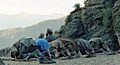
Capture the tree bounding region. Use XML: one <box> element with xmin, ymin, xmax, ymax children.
<box><xmin>74</xmin><ymin>3</ymin><xmax>80</xmax><ymax>9</ymax></box>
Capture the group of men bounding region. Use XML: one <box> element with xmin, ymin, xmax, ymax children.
<box><xmin>11</xmin><ymin>28</ymin><xmax>58</xmax><ymax>64</ymax></box>
<box><xmin>11</xmin><ymin>28</ymin><xmax>120</xmax><ymax>64</ymax></box>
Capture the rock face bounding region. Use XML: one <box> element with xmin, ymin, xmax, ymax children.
<box><xmin>60</xmin><ymin>10</ymin><xmax>86</xmax><ymax>39</ymax></box>
<box><xmin>0</xmin><ymin>58</ymin><xmax>5</xmax><ymax>65</ymax></box>
<box><xmin>113</xmin><ymin>0</ymin><xmax>120</xmax><ymax>37</ymax></box>
<box><xmin>60</xmin><ymin>0</ymin><xmax>120</xmax><ymax>51</ymax></box>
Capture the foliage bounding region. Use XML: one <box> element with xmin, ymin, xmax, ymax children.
<box><xmin>74</xmin><ymin>3</ymin><xmax>80</xmax><ymax>9</ymax></box>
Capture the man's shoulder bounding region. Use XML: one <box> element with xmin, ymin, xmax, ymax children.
<box><xmin>36</xmin><ymin>38</ymin><xmax>47</xmax><ymax>41</ymax></box>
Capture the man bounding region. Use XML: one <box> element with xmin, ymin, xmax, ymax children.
<box><xmin>36</xmin><ymin>33</ymin><xmax>56</xmax><ymax>63</ymax></box>
<box><xmin>51</xmin><ymin>38</ymin><xmax>84</xmax><ymax>59</ymax></box>
<box><xmin>45</xmin><ymin>28</ymin><xmax>56</xmax><ymax>42</ymax></box>
<box><xmin>73</xmin><ymin>39</ymin><xmax>95</xmax><ymax>58</ymax></box>
<box><xmin>11</xmin><ymin>38</ymin><xmax>42</xmax><ymax>60</ymax></box>
<box><xmin>89</xmin><ymin>38</ymin><xmax>110</xmax><ymax>53</ymax></box>
<box><xmin>50</xmin><ymin>38</ymin><xmax>72</xmax><ymax>59</ymax></box>
<box><xmin>53</xmin><ymin>31</ymin><xmax>62</xmax><ymax>39</ymax></box>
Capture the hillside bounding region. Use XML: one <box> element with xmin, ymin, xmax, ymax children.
<box><xmin>0</xmin><ymin>17</ymin><xmax>65</xmax><ymax>49</ymax></box>
<box><xmin>60</xmin><ymin>0</ymin><xmax>120</xmax><ymax>51</ymax></box>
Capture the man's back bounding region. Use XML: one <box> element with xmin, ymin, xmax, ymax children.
<box><xmin>36</xmin><ymin>38</ymin><xmax>50</xmax><ymax>52</ymax></box>
<box><xmin>46</xmin><ymin>35</ymin><xmax>56</xmax><ymax>42</ymax></box>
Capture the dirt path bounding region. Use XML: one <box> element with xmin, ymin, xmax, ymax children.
<box><xmin>4</xmin><ymin>54</ymin><xmax>120</xmax><ymax>65</ymax></box>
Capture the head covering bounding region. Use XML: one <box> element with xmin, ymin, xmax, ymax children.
<box><xmin>47</xmin><ymin>28</ymin><xmax>53</xmax><ymax>35</ymax></box>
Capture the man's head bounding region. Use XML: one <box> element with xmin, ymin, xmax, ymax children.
<box><xmin>11</xmin><ymin>51</ymin><xmax>19</xmax><ymax>59</ymax></box>
<box><xmin>47</xmin><ymin>28</ymin><xmax>53</xmax><ymax>35</ymax></box>
<box><xmin>39</xmin><ymin>33</ymin><xmax>44</xmax><ymax>38</ymax></box>
<box><xmin>54</xmin><ymin>31</ymin><xmax>59</xmax><ymax>34</ymax></box>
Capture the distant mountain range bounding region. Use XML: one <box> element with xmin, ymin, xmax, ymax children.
<box><xmin>0</xmin><ymin>13</ymin><xmax>65</xmax><ymax>30</ymax></box>
<box><xmin>0</xmin><ymin>17</ymin><xmax>65</xmax><ymax>49</ymax></box>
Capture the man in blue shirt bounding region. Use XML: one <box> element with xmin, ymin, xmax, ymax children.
<box><xmin>36</xmin><ymin>33</ymin><xmax>56</xmax><ymax>64</ymax></box>
<box><xmin>36</xmin><ymin>38</ymin><xmax>51</xmax><ymax>52</ymax></box>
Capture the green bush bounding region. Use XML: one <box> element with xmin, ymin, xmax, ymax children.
<box><xmin>74</xmin><ymin>3</ymin><xmax>80</xmax><ymax>9</ymax></box>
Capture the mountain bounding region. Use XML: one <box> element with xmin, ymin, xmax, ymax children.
<box><xmin>0</xmin><ymin>13</ymin><xmax>65</xmax><ymax>30</ymax></box>
<box><xmin>0</xmin><ymin>17</ymin><xmax>65</xmax><ymax>49</ymax></box>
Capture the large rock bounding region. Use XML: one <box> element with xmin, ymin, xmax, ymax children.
<box><xmin>113</xmin><ymin>0</ymin><xmax>120</xmax><ymax>37</ymax></box>
<box><xmin>60</xmin><ymin>0</ymin><xmax>120</xmax><ymax>51</ymax></box>
<box><xmin>83</xmin><ymin>0</ymin><xmax>120</xmax><ymax>51</ymax></box>
<box><xmin>60</xmin><ymin>10</ymin><xmax>86</xmax><ymax>39</ymax></box>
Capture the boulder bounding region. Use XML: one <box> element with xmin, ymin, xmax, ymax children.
<box><xmin>60</xmin><ymin>10</ymin><xmax>86</xmax><ymax>39</ymax></box>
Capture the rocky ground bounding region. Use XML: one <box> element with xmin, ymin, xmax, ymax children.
<box><xmin>3</xmin><ymin>54</ymin><xmax>120</xmax><ymax>65</ymax></box>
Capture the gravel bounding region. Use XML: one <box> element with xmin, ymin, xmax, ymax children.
<box><xmin>4</xmin><ymin>54</ymin><xmax>120</xmax><ymax>65</ymax></box>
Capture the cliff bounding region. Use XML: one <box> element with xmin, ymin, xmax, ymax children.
<box><xmin>60</xmin><ymin>0</ymin><xmax>120</xmax><ymax>51</ymax></box>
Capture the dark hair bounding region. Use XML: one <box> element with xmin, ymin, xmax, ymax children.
<box><xmin>47</xmin><ymin>28</ymin><xmax>53</xmax><ymax>35</ymax></box>
<box><xmin>39</xmin><ymin>33</ymin><xmax>44</xmax><ymax>38</ymax></box>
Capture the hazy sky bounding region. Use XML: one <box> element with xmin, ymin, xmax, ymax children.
<box><xmin>0</xmin><ymin>0</ymin><xmax>85</xmax><ymax>30</ymax></box>
<box><xmin>0</xmin><ymin>0</ymin><xmax>84</xmax><ymax>14</ymax></box>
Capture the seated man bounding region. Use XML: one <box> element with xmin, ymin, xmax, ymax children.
<box><xmin>45</xmin><ymin>28</ymin><xmax>56</xmax><ymax>42</ymax></box>
<box><xmin>89</xmin><ymin>38</ymin><xmax>110</xmax><ymax>54</ymax></box>
<box><xmin>35</xmin><ymin>33</ymin><xmax>56</xmax><ymax>63</ymax></box>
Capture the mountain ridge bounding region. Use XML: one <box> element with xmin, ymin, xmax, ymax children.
<box><xmin>0</xmin><ymin>13</ymin><xmax>65</xmax><ymax>30</ymax></box>
<box><xmin>0</xmin><ymin>17</ymin><xmax>65</xmax><ymax>49</ymax></box>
